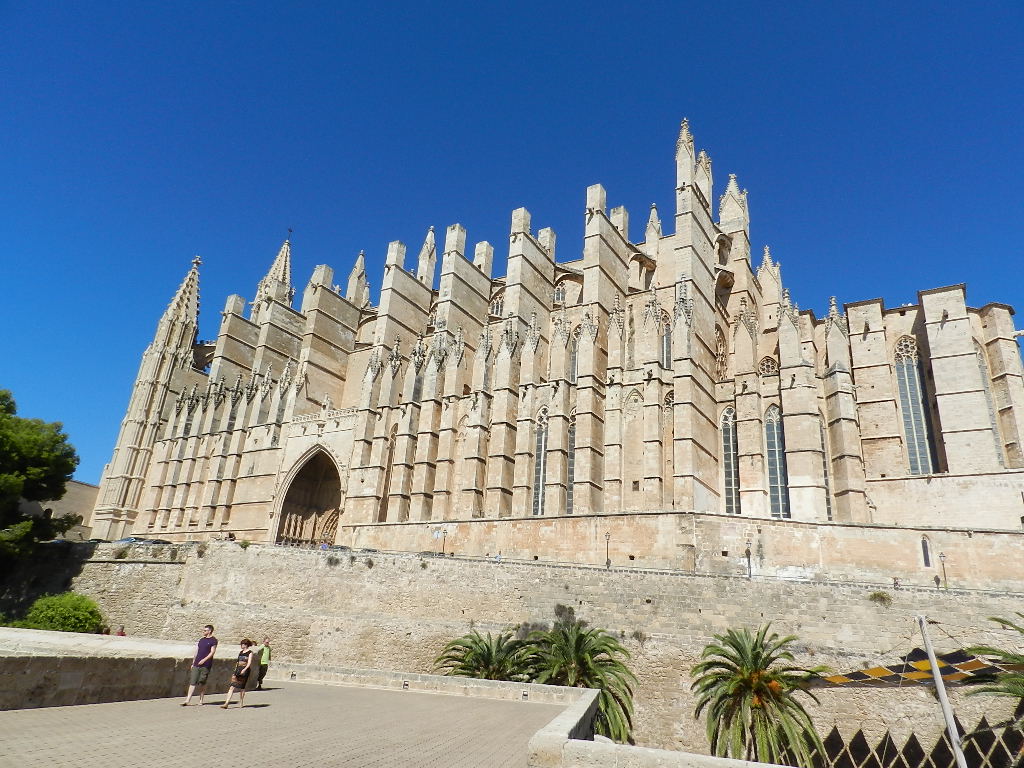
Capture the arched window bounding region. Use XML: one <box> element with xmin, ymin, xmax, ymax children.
<box><xmin>660</xmin><ymin>313</ymin><xmax>672</xmax><ymax>369</ymax></box>
<box><xmin>568</xmin><ymin>327</ymin><xmax>581</xmax><ymax>384</ymax></box>
<box><xmin>820</xmin><ymin>419</ymin><xmax>833</xmax><ymax>521</ymax></box>
<box><xmin>566</xmin><ymin>410</ymin><xmax>577</xmax><ymax>515</ymax></box>
<box><xmin>721</xmin><ymin>407</ymin><xmax>740</xmax><ymax>515</ymax></box>
<box><xmin>921</xmin><ymin>536</ymin><xmax>932</xmax><ymax>568</ymax></box>
<box><xmin>714</xmin><ymin>328</ymin><xmax>728</xmax><ymax>381</ymax></box>
<box><xmin>532</xmin><ymin>409</ymin><xmax>549</xmax><ymax>516</ymax></box>
<box><xmin>976</xmin><ymin>341</ymin><xmax>1005</xmax><ymax>467</ymax></box>
<box><xmin>764</xmin><ymin>405</ymin><xmax>790</xmax><ymax>519</ymax></box>
<box><xmin>490</xmin><ymin>294</ymin><xmax>504</xmax><ymax>317</ymax></box>
<box><xmin>553</xmin><ymin>284</ymin><xmax>566</xmax><ymax>304</ymax></box>
<box><xmin>894</xmin><ymin>336</ymin><xmax>936</xmax><ymax>475</ymax></box>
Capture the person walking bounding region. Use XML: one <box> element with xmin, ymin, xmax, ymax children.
<box><xmin>256</xmin><ymin>637</ymin><xmax>272</xmax><ymax>690</ymax></box>
<box><xmin>182</xmin><ymin>624</ymin><xmax>218</xmax><ymax>706</ymax></box>
<box><xmin>220</xmin><ymin>639</ymin><xmax>255</xmax><ymax>708</ymax></box>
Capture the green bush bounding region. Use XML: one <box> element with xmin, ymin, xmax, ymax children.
<box><xmin>23</xmin><ymin>592</ymin><xmax>105</xmax><ymax>633</ymax></box>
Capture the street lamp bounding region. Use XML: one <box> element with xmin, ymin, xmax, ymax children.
<box><xmin>745</xmin><ymin>540</ymin><xmax>752</xmax><ymax>579</ymax></box>
<box><xmin>605</xmin><ymin>532</ymin><xmax>611</xmax><ymax>569</ymax></box>
<box><xmin>939</xmin><ymin>552</ymin><xmax>948</xmax><ymax>589</ymax></box>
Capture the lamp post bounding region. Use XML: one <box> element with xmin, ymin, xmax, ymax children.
<box><xmin>745</xmin><ymin>540</ymin><xmax>752</xmax><ymax>579</ymax></box>
<box><xmin>939</xmin><ymin>552</ymin><xmax>948</xmax><ymax>589</ymax></box>
<box><xmin>605</xmin><ymin>532</ymin><xmax>611</xmax><ymax>569</ymax></box>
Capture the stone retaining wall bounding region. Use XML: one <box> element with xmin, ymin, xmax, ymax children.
<box><xmin>31</xmin><ymin>542</ymin><xmax>1023</xmax><ymax>751</ymax></box>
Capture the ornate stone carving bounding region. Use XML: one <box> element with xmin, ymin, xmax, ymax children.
<box><xmin>366</xmin><ymin>349</ymin><xmax>383</xmax><ymax>381</ymax></box>
<box><xmin>499</xmin><ymin>314</ymin><xmax>519</xmax><ymax>357</ymax></box>
<box><xmin>581</xmin><ymin>310</ymin><xmax>599</xmax><ymax>341</ymax></box>
<box><xmin>411</xmin><ymin>335</ymin><xmax>427</xmax><ymax>373</ymax></box>
<box><xmin>643</xmin><ymin>289</ymin><xmax>663</xmax><ymax>327</ymax></box>
<box><xmin>714</xmin><ymin>328</ymin><xmax>728</xmax><ymax>381</ymax></box>
<box><xmin>524</xmin><ymin>312</ymin><xmax>541</xmax><ymax>352</ymax></box>
<box><xmin>449</xmin><ymin>326</ymin><xmax>465</xmax><ymax>368</ymax></box>
<box><xmin>674</xmin><ymin>273</ymin><xmax>694</xmax><ymax>327</ymax></box>
<box><xmin>431</xmin><ymin>329</ymin><xmax>449</xmax><ymax>372</ymax></box>
<box><xmin>758</xmin><ymin>357</ymin><xmax>779</xmax><ymax>377</ymax></box>
<box><xmin>610</xmin><ymin>294</ymin><xmax>625</xmax><ymax>337</ymax></box>
<box><xmin>388</xmin><ymin>337</ymin><xmax>403</xmax><ymax>377</ymax></box>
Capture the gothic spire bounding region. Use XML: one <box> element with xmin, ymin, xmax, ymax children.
<box><xmin>254</xmin><ymin>238</ymin><xmax>294</xmax><ymax>307</ymax></box>
<box><xmin>646</xmin><ymin>203</ymin><xmax>662</xmax><ymax>239</ymax></box>
<box><xmin>159</xmin><ymin>256</ymin><xmax>201</xmax><ymax>328</ymax></box>
<box><xmin>346</xmin><ymin>250</ymin><xmax>369</xmax><ymax>306</ymax></box>
<box><xmin>761</xmin><ymin>245</ymin><xmax>775</xmax><ymax>270</ymax></box>
<box><xmin>676</xmin><ymin>118</ymin><xmax>693</xmax><ymax>157</ymax></box>
<box><xmin>416</xmin><ymin>226</ymin><xmax>437</xmax><ymax>284</ymax></box>
<box><xmin>718</xmin><ymin>173</ymin><xmax>749</xmax><ymax>232</ymax></box>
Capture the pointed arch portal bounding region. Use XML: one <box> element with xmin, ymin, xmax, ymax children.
<box><xmin>276</xmin><ymin>451</ymin><xmax>342</xmax><ymax>546</ymax></box>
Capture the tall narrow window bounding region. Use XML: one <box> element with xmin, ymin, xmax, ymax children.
<box><xmin>569</xmin><ymin>327</ymin><xmax>580</xmax><ymax>384</ymax></box>
<box><xmin>566</xmin><ymin>411</ymin><xmax>577</xmax><ymax>515</ymax></box>
<box><xmin>820</xmin><ymin>420</ymin><xmax>834</xmax><ymax>521</ymax></box>
<box><xmin>660</xmin><ymin>314</ymin><xmax>672</xmax><ymax>369</ymax></box>
<box><xmin>764</xmin><ymin>405</ymin><xmax>791</xmax><ymax>519</ymax></box>
<box><xmin>553</xmin><ymin>284</ymin><xmax>566</xmax><ymax>304</ymax></box>
<box><xmin>721</xmin><ymin>407</ymin><xmax>740</xmax><ymax>515</ymax></box>
<box><xmin>976</xmin><ymin>341</ymin><xmax>1005</xmax><ymax>467</ymax></box>
<box><xmin>532</xmin><ymin>409</ymin><xmax>549</xmax><ymax>516</ymax></box>
<box><xmin>894</xmin><ymin>336</ymin><xmax>936</xmax><ymax>475</ymax></box>
<box><xmin>377</xmin><ymin>427</ymin><xmax>398</xmax><ymax>523</ymax></box>
<box><xmin>921</xmin><ymin>536</ymin><xmax>931</xmax><ymax>568</ymax></box>
<box><xmin>490</xmin><ymin>294</ymin><xmax>504</xmax><ymax>317</ymax></box>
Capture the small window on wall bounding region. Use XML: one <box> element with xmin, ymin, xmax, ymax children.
<box><xmin>921</xmin><ymin>536</ymin><xmax>932</xmax><ymax>568</ymax></box>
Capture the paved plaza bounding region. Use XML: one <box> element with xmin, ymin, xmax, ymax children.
<box><xmin>0</xmin><ymin>681</ymin><xmax>566</xmax><ymax>768</ymax></box>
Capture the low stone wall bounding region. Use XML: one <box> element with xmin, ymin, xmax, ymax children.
<box><xmin>0</xmin><ymin>628</ymin><xmax>233</xmax><ymax>710</ymax></box>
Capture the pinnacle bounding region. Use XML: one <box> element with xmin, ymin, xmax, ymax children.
<box><xmin>724</xmin><ymin>174</ymin><xmax>741</xmax><ymax>196</ymax></box>
<box><xmin>829</xmin><ymin>296</ymin><xmax>840</xmax><ymax>318</ymax></box>
<box><xmin>676</xmin><ymin>118</ymin><xmax>693</xmax><ymax>155</ymax></box>
<box><xmin>762</xmin><ymin>245</ymin><xmax>775</xmax><ymax>269</ymax></box>
<box><xmin>646</xmin><ymin>203</ymin><xmax>662</xmax><ymax>236</ymax></box>
<box><xmin>160</xmin><ymin>257</ymin><xmax>201</xmax><ymax>328</ymax></box>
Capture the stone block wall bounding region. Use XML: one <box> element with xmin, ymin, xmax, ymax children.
<box><xmin>57</xmin><ymin>543</ymin><xmax>1020</xmax><ymax>752</ymax></box>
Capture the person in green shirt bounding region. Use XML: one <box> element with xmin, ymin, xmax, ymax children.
<box><xmin>256</xmin><ymin>637</ymin><xmax>272</xmax><ymax>689</ymax></box>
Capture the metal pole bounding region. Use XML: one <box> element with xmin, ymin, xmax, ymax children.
<box><xmin>917</xmin><ymin>615</ymin><xmax>968</xmax><ymax>768</ymax></box>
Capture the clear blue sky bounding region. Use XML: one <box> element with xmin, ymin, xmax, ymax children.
<box><xmin>2</xmin><ymin>1</ymin><xmax>1022</xmax><ymax>485</ymax></box>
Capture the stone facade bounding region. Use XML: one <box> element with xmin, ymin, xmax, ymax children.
<box><xmin>90</xmin><ymin>120</ymin><xmax>1024</xmax><ymax>587</ymax></box>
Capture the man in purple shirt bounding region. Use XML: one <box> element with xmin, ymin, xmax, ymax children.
<box><xmin>181</xmin><ymin>624</ymin><xmax>218</xmax><ymax>706</ymax></box>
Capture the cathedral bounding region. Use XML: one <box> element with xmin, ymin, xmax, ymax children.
<box><xmin>90</xmin><ymin>121</ymin><xmax>1024</xmax><ymax>584</ymax></box>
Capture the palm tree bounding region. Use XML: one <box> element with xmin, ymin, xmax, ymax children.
<box><xmin>967</xmin><ymin>613</ymin><xmax>1024</xmax><ymax>728</ymax></box>
<box><xmin>530</xmin><ymin>621</ymin><xmax>637</xmax><ymax>743</ymax></box>
<box><xmin>433</xmin><ymin>629</ymin><xmax>532</xmax><ymax>681</ymax></box>
<box><xmin>691</xmin><ymin>624</ymin><xmax>826</xmax><ymax>767</ymax></box>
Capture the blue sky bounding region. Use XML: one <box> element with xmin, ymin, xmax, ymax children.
<box><xmin>2</xmin><ymin>1</ymin><xmax>1022</xmax><ymax>484</ymax></box>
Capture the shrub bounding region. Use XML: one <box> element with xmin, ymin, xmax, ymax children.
<box><xmin>113</xmin><ymin>547</ymin><xmax>128</xmax><ymax>560</ymax></box>
<box><xmin>867</xmin><ymin>590</ymin><xmax>893</xmax><ymax>608</ymax></box>
<box><xmin>239</xmin><ymin>540</ymin><xmax>250</xmax><ymax>549</ymax></box>
<box><xmin>23</xmin><ymin>592</ymin><xmax>105</xmax><ymax>633</ymax></box>
<box><xmin>196</xmin><ymin>542</ymin><xmax>208</xmax><ymax>558</ymax></box>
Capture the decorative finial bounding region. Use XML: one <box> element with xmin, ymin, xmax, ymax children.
<box><xmin>762</xmin><ymin>245</ymin><xmax>774</xmax><ymax>268</ymax></box>
<box><xmin>829</xmin><ymin>296</ymin><xmax>840</xmax><ymax>318</ymax></box>
<box><xmin>192</xmin><ymin>255</ymin><xmax>202</xmax><ymax>268</ymax></box>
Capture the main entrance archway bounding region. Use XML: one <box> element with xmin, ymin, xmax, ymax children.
<box><xmin>276</xmin><ymin>451</ymin><xmax>342</xmax><ymax>546</ymax></box>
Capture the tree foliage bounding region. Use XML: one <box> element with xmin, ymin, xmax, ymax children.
<box><xmin>0</xmin><ymin>390</ymin><xmax>79</xmax><ymax>559</ymax></box>
<box><xmin>433</xmin><ymin>620</ymin><xmax>637</xmax><ymax>743</ymax></box>
<box><xmin>691</xmin><ymin>624</ymin><xmax>826</xmax><ymax>767</ymax></box>
<box><xmin>967</xmin><ymin>613</ymin><xmax>1024</xmax><ymax>727</ymax></box>
<box><xmin>530</xmin><ymin>621</ymin><xmax>637</xmax><ymax>743</ymax></box>
<box><xmin>16</xmin><ymin>592</ymin><xmax>105</xmax><ymax>633</ymax></box>
<box><xmin>433</xmin><ymin>629</ymin><xmax>533</xmax><ymax>681</ymax></box>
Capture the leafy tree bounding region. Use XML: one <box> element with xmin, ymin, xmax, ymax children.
<box><xmin>967</xmin><ymin>613</ymin><xmax>1024</xmax><ymax>728</ymax></box>
<box><xmin>433</xmin><ymin>629</ymin><xmax>533</xmax><ymax>682</ymax></box>
<box><xmin>0</xmin><ymin>390</ymin><xmax>79</xmax><ymax>559</ymax></box>
<box><xmin>530</xmin><ymin>621</ymin><xmax>637</xmax><ymax>743</ymax></box>
<box><xmin>691</xmin><ymin>624</ymin><xmax>826</xmax><ymax>767</ymax></box>
<box><xmin>19</xmin><ymin>592</ymin><xmax>105</xmax><ymax>633</ymax></box>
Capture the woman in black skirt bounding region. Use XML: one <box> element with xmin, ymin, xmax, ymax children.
<box><xmin>220</xmin><ymin>638</ymin><xmax>255</xmax><ymax>708</ymax></box>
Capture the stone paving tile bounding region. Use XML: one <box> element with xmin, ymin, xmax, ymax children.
<box><xmin>0</xmin><ymin>681</ymin><xmax>566</xmax><ymax>768</ymax></box>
